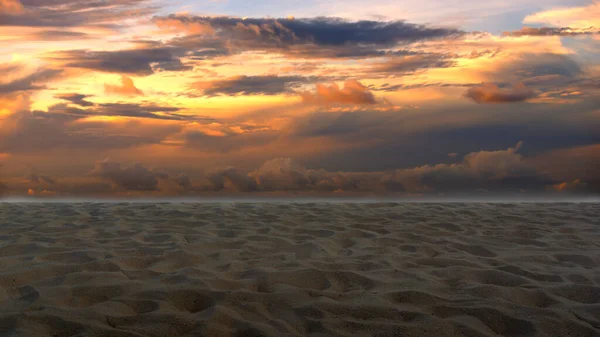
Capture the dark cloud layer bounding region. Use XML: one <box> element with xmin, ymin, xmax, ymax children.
<box><xmin>0</xmin><ymin>67</ymin><xmax>62</xmax><ymax>94</ymax></box>
<box><xmin>504</xmin><ymin>27</ymin><xmax>600</xmax><ymax>37</ymax></box>
<box><xmin>156</xmin><ymin>15</ymin><xmax>463</xmax><ymax>60</ymax></box>
<box><xmin>55</xmin><ymin>93</ymin><xmax>94</xmax><ymax>107</ymax></box>
<box><xmin>156</xmin><ymin>15</ymin><xmax>463</xmax><ymax>46</ymax></box>
<box><xmin>49</xmin><ymin>48</ymin><xmax>190</xmax><ymax>75</ymax></box>
<box><xmin>370</xmin><ymin>53</ymin><xmax>456</xmax><ymax>74</ymax></box>
<box><xmin>192</xmin><ymin>75</ymin><xmax>308</xmax><ymax>96</ymax></box>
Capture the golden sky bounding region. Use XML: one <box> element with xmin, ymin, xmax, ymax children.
<box><xmin>1</xmin><ymin>0</ymin><xmax>599</xmax><ymax>197</ymax></box>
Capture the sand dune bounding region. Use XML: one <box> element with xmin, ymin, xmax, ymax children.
<box><xmin>0</xmin><ymin>202</ymin><xmax>599</xmax><ymax>337</ymax></box>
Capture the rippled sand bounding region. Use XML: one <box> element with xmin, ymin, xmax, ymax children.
<box><xmin>0</xmin><ymin>202</ymin><xmax>599</xmax><ymax>337</ymax></box>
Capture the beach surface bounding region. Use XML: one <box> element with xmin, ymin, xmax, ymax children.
<box><xmin>0</xmin><ymin>202</ymin><xmax>599</xmax><ymax>337</ymax></box>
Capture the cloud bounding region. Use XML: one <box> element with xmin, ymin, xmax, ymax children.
<box><xmin>369</xmin><ymin>53</ymin><xmax>455</xmax><ymax>74</ymax></box>
<box><xmin>0</xmin><ymin>0</ymin><xmax>154</xmax><ymax>28</ymax></box>
<box><xmin>523</xmin><ymin>3</ymin><xmax>600</xmax><ymax>30</ymax></box>
<box><xmin>531</xmin><ymin>144</ymin><xmax>600</xmax><ymax>193</ymax></box>
<box><xmin>155</xmin><ymin>15</ymin><xmax>463</xmax><ymax>59</ymax></box>
<box><xmin>104</xmin><ymin>76</ymin><xmax>143</xmax><ymax>96</ymax></box>
<box><xmin>90</xmin><ymin>160</ymin><xmax>168</xmax><ymax>191</ymax></box>
<box><xmin>48</xmin><ymin>48</ymin><xmax>189</xmax><ymax>75</ymax></box>
<box><xmin>177</xmin><ymin>143</ymin><xmax>549</xmax><ymax>194</ymax></box>
<box><xmin>192</xmin><ymin>75</ymin><xmax>308</xmax><ymax>96</ymax></box>
<box><xmin>0</xmin><ymin>66</ymin><xmax>62</xmax><ymax>94</ymax></box>
<box><xmin>476</xmin><ymin>53</ymin><xmax>583</xmax><ymax>88</ymax></box>
<box><xmin>393</xmin><ymin>142</ymin><xmax>550</xmax><ymax>193</ymax></box>
<box><xmin>155</xmin><ymin>16</ymin><xmax>215</xmax><ymax>35</ymax></box>
<box><xmin>27</xmin><ymin>30</ymin><xmax>90</xmax><ymax>41</ymax></box>
<box><xmin>183</xmin><ymin>125</ymin><xmax>279</xmax><ymax>153</ymax></box>
<box><xmin>55</xmin><ymin>93</ymin><xmax>94</xmax><ymax>106</ymax></box>
<box><xmin>174</xmin><ymin>173</ymin><xmax>192</xmax><ymax>189</ymax></box>
<box><xmin>503</xmin><ymin>27</ymin><xmax>600</xmax><ymax>37</ymax></box>
<box><xmin>0</xmin><ymin>102</ymin><xmax>184</xmax><ymax>154</ymax></box>
<box><xmin>0</xmin><ymin>0</ymin><xmax>23</xmax><ymax>14</ymax></box>
<box><xmin>206</xmin><ymin>167</ymin><xmax>258</xmax><ymax>192</ymax></box>
<box><xmin>300</xmin><ymin>80</ymin><xmax>376</xmax><ymax>105</ymax></box>
<box><xmin>247</xmin><ymin>157</ymin><xmax>404</xmax><ymax>193</ymax></box>
<box><xmin>0</xmin><ymin>162</ymin><xmax>6</xmax><ymax>196</ymax></box>
<box><xmin>45</xmin><ymin>101</ymin><xmax>194</xmax><ymax>121</ymax></box>
<box><xmin>28</xmin><ymin>173</ymin><xmax>55</xmax><ymax>185</ymax></box>
<box><xmin>551</xmin><ymin>179</ymin><xmax>589</xmax><ymax>193</ymax></box>
<box><xmin>5</xmin><ymin>141</ymin><xmax>599</xmax><ymax>196</ymax></box>
<box><xmin>93</xmin><ymin>103</ymin><xmax>185</xmax><ymax>120</ymax></box>
<box><xmin>465</xmin><ymin>83</ymin><xmax>536</xmax><ymax>104</ymax></box>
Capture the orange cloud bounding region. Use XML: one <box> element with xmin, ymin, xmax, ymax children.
<box><xmin>104</xmin><ymin>76</ymin><xmax>143</xmax><ymax>96</ymax></box>
<box><xmin>28</xmin><ymin>188</ymin><xmax>57</xmax><ymax>196</ymax></box>
<box><xmin>300</xmin><ymin>80</ymin><xmax>376</xmax><ymax>105</ymax></box>
<box><xmin>465</xmin><ymin>83</ymin><xmax>536</xmax><ymax>104</ymax></box>
<box><xmin>0</xmin><ymin>0</ymin><xmax>23</xmax><ymax>14</ymax></box>
<box><xmin>154</xmin><ymin>17</ymin><xmax>215</xmax><ymax>35</ymax></box>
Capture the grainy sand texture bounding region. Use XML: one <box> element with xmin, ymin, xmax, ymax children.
<box><xmin>0</xmin><ymin>202</ymin><xmax>599</xmax><ymax>337</ymax></box>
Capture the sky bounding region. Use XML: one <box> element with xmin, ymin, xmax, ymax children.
<box><xmin>0</xmin><ymin>0</ymin><xmax>599</xmax><ymax>198</ymax></box>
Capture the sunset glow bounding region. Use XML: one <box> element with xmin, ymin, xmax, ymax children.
<box><xmin>1</xmin><ymin>0</ymin><xmax>599</xmax><ymax>197</ymax></box>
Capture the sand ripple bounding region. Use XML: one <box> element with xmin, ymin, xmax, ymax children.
<box><xmin>0</xmin><ymin>202</ymin><xmax>599</xmax><ymax>336</ymax></box>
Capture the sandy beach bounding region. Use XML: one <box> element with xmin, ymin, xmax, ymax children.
<box><xmin>0</xmin><ymin>202</ymin><xmax>599</xmax><ymax>337</ymax></box>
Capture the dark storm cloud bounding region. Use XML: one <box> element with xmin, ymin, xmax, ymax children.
<box><xmin>192</xmin><ymin>75</ymin><xmax>309</xmax><ymax>96</ymax></box>
<box><xmin>49</xmin><ymin>48</ymin><xmax>190</xmax><ymax>75</ymax></box>
<box><xmin>504</xmin><ymin>27</ymin><xmax>599</xmax><ymax>37</ymax></box>
<box><xmin>157</xmin><ymin>16</ymin><xmax>463</xmax><ymax>46</ymax></box>
<box><xmin>55</xmin><ymin>93</ymin><xmax>94</xmax><ymax>107</ymax></box>
<box><xmin>156</xmin><ymin>15</ymin><xmax>463</xmax><ymax>59</ymax></box>
<box><xmin>465</xmin><ymin>83</ymin><xmax>537</xmax><ymax>104</ymax></box>
<box><xmin>91</xmin><ymin>161</ymin><xmax>168</xmax><ymax>191</ymax></box>
<box><xmin>0</xmin><ymin>68</ymin><xmax>62</xmax><ymax>94</ymax></box>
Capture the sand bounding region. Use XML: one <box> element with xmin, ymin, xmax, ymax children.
<box><xmin>0</xmin><ymin>202</ymin><xmax>599</xmax><ymax>337</ymax></box>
